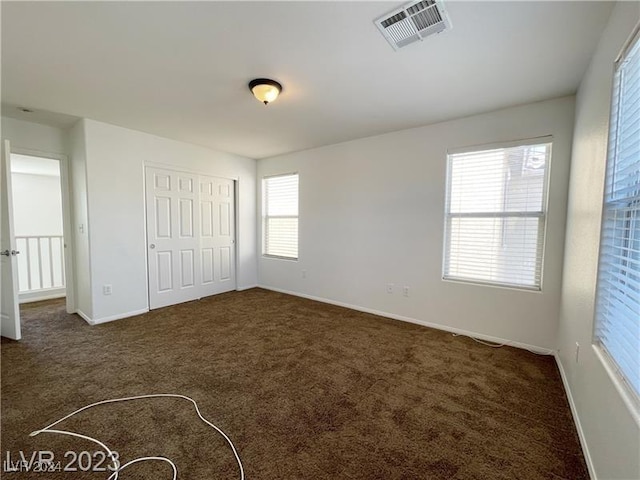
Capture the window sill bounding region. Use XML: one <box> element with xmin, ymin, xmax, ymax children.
<box><xmin>442</xmin><ymin>276</ymin><xmax>542</xmax><ymax>293</ymax></box>
<box><xmin>262</xmin><ymin>255</ymin><xmax>298</xmax><ymax>262</ymax></box>
<box><xmin>592</xmin><ymin>343</ymin><xmax>640</xmax><ymax>427</ymax></box>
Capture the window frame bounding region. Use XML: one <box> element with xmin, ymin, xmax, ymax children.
<box><xmin>442</xmin><ymin>136</ymin><xmax>553</xmax><ymax>292</ymax></box>
<box><xmin>261</xmin><ymin>172</ymin><xmax>299</xmax><ymax>261</ymax></box>
<box><xmin>592</xmin><ymin>24</ymin><xmax>640</xmax><ymax>412</ymax></box>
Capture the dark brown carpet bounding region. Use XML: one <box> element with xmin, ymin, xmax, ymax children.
<box><xmin>1</xmin><ymin>288</ymin><xmax>587</xmax><ymax>479</ymax></box>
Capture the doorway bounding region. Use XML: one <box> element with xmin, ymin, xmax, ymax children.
<box><xmin>1</xmin><ymin>142</ymin><xmax>74</xmax><ymax>340</ymax></box>
<box><xmin>11</xmin><ymin>154</ymin><xmax>66</xmax><ymax>304</ymax></box>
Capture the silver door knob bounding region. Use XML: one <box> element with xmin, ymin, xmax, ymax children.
<box><xmin>150</xmin><ymin>244</ymin><xmax>155</xmax><ymax>249</ymax></box>
<box><xmin>0</xmin><ymin>250</ymin><xmax>9</xmax><ymax>257</ymax></box>
<box><xmin>11</xmin><ymin>250</ymin><xmax>20</xmax><ymax>255</ymax></box>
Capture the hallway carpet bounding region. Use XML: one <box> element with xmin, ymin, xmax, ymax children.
<box><xmin>1</xmin><ymin>289</ymin><xmax>587</xmax><ymax>479</ymax></box>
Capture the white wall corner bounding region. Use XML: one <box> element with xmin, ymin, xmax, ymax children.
<box><xmin>75</xmin><ymin>309</ymin><xmax>92</xmax><ymax>325</ymax></box>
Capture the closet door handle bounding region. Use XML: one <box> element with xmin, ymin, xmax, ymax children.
<box><xmin>0</xmin><ymin>250</ymin><xmax>9</xmax><ymax>257</ymax></box>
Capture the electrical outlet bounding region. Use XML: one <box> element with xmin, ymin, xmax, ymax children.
<box><xmin>386</xmin><ymin>283</ymin><xmax>394</xmax><ymax>294</ymax></box>
<box><xmin>103</xmin><ymin>284</ymin><xmax>112</xmax><ymax>296</ymax></box>
<box><xmin>575</xmin><ymin>342</ymin><xmax>580</xmax><ymax>363</ymax></box>
<box><xmin>302</xmin><ymin>270</ymin><xmax>307</xmax><ymax>279</ymax></box>
<box><xmin>403</xmin><ymin>286</ymin><xmax>410</xmax><ymax>297</ymax></box>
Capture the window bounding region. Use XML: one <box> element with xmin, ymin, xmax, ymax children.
<box><xmin>443</xmin><ymin>140</ymin><xmax>551</xmax><ymax>290</ymax></box>
<box><xmin>262</xmin><ymin>173</ymin><xmax>299</xmax><ymax>259</ymax></box>
<box><xmin>594</xmin><ymin>28</ymin><xmax>640</xmax><ymax>401</ymax></box>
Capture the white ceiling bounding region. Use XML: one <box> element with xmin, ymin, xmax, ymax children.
<box><xmin>1</xmin><ymin>1</ymin><xmax>613</xmax><ymax>159</ymax></box>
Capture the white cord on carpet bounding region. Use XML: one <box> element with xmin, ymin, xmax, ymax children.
<box><xmin>451</xmin><ymin>333</ymin><xmax>553</xmax><ymax>355</ymax></box>
<box><xmin>29</xmin><ymin>393</ymin><xmax>244</xmax><ymax>480</ymax></box>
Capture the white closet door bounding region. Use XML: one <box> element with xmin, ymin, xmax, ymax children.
<box><xmin>199</xmin><ymin>176</ymin><xmax>236</xmax><ymax>296</ymax></box>
<box><xmin>146</xmin><ymin>167</ymin><xmax>201</xmax><ymax>309</ymax></box>
<box><xmin>146</xmin><ymin>168</ymin><xmax>236</xmax><ymax>310</ymax></box>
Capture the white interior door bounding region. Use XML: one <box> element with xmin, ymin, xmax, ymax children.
<box><xmin>1</xmin><ymin>140</ymin><xmax>22</xmax><ymax>340</ymax></box>
<box><xmin>146</xmin><ymin>167</ymin><xmax>200</xmax><ymax>309</ymax></box>
<box><xmin>199</xmin><ymin>176</ymin><xmax>236</xmax><ymax>296</ymax></box>
<box><xmin>146</xmin><ymin>168</ymin><xmax>237</xmax><ymax>310</ymax></box>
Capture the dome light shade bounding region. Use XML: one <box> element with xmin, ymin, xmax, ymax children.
<box><xmin>248</xmin><ymin>78</ymin><xmax>282</xmax><ymax>105</ymax></box>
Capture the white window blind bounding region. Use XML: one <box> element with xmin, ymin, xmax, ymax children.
<box><xmin>443</xmin><ymin>141</ymin><xmax>551</xmax><ymax>290</ymax></box>
<box><xmin>594</xmin><ymin>28</ymin><xmax>640</xmax><ymax>400</ymax></box>
<box><xmin>263</xmin><ymin>173</ymin><xmax>299</xmax><ymax>259</ymax></box>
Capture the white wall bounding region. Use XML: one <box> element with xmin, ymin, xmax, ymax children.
<box><xmin>11</xmin><ymin>173</ymin><xmax>63</xmax><ymax>236</ymax></box>
<box><xmin>82</xmin><ymin>119</ymin><xmax>257</xmax><ymax>322</ymax></box>
<box><xmin>1</xmin><ymin>117</ymin><xmax>67</xmax><ymax>155</ymax></box>
<box><xmin>258</xmin><ymin>96</ymin><xmax>575</xmax><ymax>350</ymax></box>
<box><xmin>557</xmin><ymin>3</ymin><xmax>640</xmax><ymax>480</ymax></box>
<box><xmin>69</xmin><ymin>120</ymin><xmax>92</xmax><ymax>318</ymax></box>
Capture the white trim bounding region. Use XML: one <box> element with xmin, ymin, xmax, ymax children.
<box><xmin>262</xmin><ymin>254</ymin><xmax>298</xmax><ymax>262</ymax></box>
<box><xmin>75</xmin><ymin>119</ymin><xmax>93</xmax><ymax>317</ymax></box>
<box><xmin>8</xmin><ymin>147</ymin><xmax>65</xmax><ymax>162</ymax></box>
<box><xmin>615</xmin><ymin>21</ymin><xmax>640</xmax><ymax>65</ymax></box>
<box><xmin>262</xmin><ymin>171</ymin><xmax>299</xmax><ymax>180</ymax></box>
<box><xmin>19</xmin><ymin>288</ymin><xmax>65</xmax><ymax>303</ymax></box>
<box><xmin>233</xmin><ymin>178</ymin><xmax>240</xmax><ymax>293</ymax></box>
<box><xmin>236</xmin><ymin>284</ymin><xmax>258</xmax><ymax>292</ymax></box>
<box><xmin>447</xmin><ymin>135</ymin><xmax>554</xmax><ymax>155</ymax></box>
<box><xmin>142</xmin><ymin>160</ymin><xmax>150</xmax><ymax>310</ymax></box>
<box><xmin>442</xmin><ymin>276</ymin><xmax>543</xmax><ymax>293</ymax></box>
<box><xmin>446</xmin><ymin>211</ymin><xmax>545</xmax><ymax>219</ymax></box>
<box><xmin>78</xmin><ymin>308</ymin><xmax>150</xmax><ymax>326</ymax></box>
<box><xmin>554</xmin><ymin>353</ymin><xmax>597</xmax><ymax>480</ymax></box>
<box><xmin>76</xmin><ymin>309</ymin><xmax>92</xmax><ymax>324</ymax></box>
<box><xmin>258</xmin><ymin>285</ymin><xmax>554</xmax><ymax>355</ymax></box>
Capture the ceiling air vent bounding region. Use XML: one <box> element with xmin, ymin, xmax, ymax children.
<box><xmin>375</xmin><ymin>0</ymin><xmax>452</xmax><ymax>50</ymax></box>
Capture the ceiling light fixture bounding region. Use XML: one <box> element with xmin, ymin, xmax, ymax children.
<box><xmin>248</xmin><ymin>78</ymin><xmax>282</xmax><ymax>105</ymax></box>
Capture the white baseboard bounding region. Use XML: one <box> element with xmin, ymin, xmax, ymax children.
<box><xmin>554</xmin><ymin>353</ymin><xmax>596</xmax><ymax>480</ymax></box>
<box><xmin>236</xmin><ymin>284</ymin><xmax>258</xmax><ymax>292</ymax></box>
<box><xmin>76</xmin><ymin>309</ymin><xmax>92</xmax><ymax>324</ymax></box>
<box><xmin>76</xmin><ymin>308</ymin><xmax>149</xmax><ymax>326</ymax></box>
<box><xmin>19</xmin><ymin>288</ymin><xmax>66</xmax><ymax>304</ymax></box>
<box><xmin>257</xmin><ymin>285</ymin><xmax>554</xmax><ymax>355</ymax></box>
